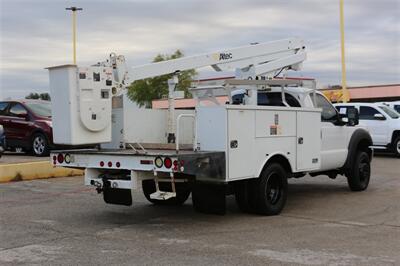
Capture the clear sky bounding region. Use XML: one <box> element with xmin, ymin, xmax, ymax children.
<box><xmin>0</xmin><ymin>0</ymin><xmax>399</xmax><ymax>99</ymax></box>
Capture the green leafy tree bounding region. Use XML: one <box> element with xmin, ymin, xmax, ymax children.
<box><xmin>25</xmin><ymin>92</ymin><xmax>51</xmax><ymax>101</ymax></box>
<box><xmin>25</xmin><ymin>92</ymin><xmax>40</xmax><ymax>99</ymax></box>
<box><xmin>127</xmin><ymin>50</ymin><xmax>196</xmax><ymax>107</ymax></box>
<box><xmin>39</xmin><ymin>93</ymin><xmax>51</xmax><ymax>101</ymax></box>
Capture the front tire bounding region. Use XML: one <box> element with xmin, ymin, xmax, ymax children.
<box><xmin>252</xmin><ymin>163</ymin><xmax>288</xmax><ymax>215</ymax></box>
<box><xmin>347</xmin><ymin>151</ymin><xmax>370</xmax><ymax>191</ymax></box>
<box><xmin>31</xmin><ymin>133</ymin><xmax>49</xmax><ymax>157</ymax></box>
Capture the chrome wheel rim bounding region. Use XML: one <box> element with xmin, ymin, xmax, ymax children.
<box><xmin>33</xmin><ymin>136</ymin><xmax>45</xmax><ymax>155</ymax></box>
<box><xmin>396</xmin><ymin>140</ymin><xmax>400</xmax><ymax>154</ymax></box>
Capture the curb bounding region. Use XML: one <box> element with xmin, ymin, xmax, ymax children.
<box><xmin>0</xmin><ymin>161</ymin><xmax>83</xmax><ymax>183</ymax></box>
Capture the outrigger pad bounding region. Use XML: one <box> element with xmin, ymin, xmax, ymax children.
<box><xmin>192</xmin><ymin>183</ymin><xmax>226</xmax><ymax>215</ymax></box>
<box><xmin>103</xmin><ymin>180</ymin><xmax>132</xmax><ymax>206</ymax></box>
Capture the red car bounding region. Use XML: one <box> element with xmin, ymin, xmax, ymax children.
<box><xmin>0</xmin><ymin>100</ymin><xmax>54</xmax><ymax>156</ymax></box>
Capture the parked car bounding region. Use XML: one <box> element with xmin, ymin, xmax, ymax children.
<box><xmin>0</xmin><ymin>100</ymin><xmax>54</xmax><ymax>156</ymax></box>
<box><xmin>0</xmin><ymin>124</ymin><xmax>4</xmax><ymax>158</ymax></box>
<box><xmin>379</xmin><ymin>101</ymin><xmax>400</xmax><ymax>113</ymax></box>
<box><xmin>334</xmin><ymin>102</ymin><xmax>400</xmax><ymax>156</ymax></box>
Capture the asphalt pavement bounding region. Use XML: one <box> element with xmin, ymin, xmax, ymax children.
<box><xmin>0</xmin><ymin>155</ymin><xmax>399</xmax><ymax>265</ymax></box>
<box><xmin>0</xmin><ymin>152</ymin><xmax>47</xmax><ymax>164</ymax></box>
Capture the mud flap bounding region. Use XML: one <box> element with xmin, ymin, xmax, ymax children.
<box><xmin>192</xmin><ymin>182</ymin><xmax>226</xmax><ymax>215</ymax></box>
<box><xmin>103</xmin><ymin>180</ymin><xmax>132</xmax><ymax>206</ymax></box>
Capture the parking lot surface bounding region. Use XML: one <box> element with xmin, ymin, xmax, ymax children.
<box><xmin>0</xmin><ymin>152</ymin><xmax>47</xmax><ymax>164</ymax></box>
<box><xmin>0</xmin><ymin>156</ymin><xmax>399</xmax><ymax>265</ymax></box>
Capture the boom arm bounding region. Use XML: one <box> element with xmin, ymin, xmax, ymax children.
<box><xmin>110</xmin><ymin>38</ymin><xmax>306</xmax><ymax>93</ymax></box>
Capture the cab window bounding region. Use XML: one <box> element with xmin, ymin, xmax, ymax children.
<box><xmin>258</xmin><ymin>92</ymin><xmax>301</xmax><ymax>107</ymax></box>
<box><xmin>232</xmin><ymin>91</ymin><xmax>301</xmax><ymax>107</ymax></box>
<box><xmin>359</xmin><ymin>106</ymin><xmax>381</xmax><ymax>120</ymax></box>
<box><xmin>9</xmin><ymin>103</ymin><xmax>28</xmax><ymax>117</ymax></box>
<box><xmin>314</xmin><ymin>94</ymin><xmax>337</xmax><ymax>121</ymax></box>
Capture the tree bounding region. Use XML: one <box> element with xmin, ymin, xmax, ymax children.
<box><xmin>25</xmin><ymin>92</ymin><xmax>40</xmax><ymax>99</ymax></box>
<box><xmin>39</xmin><ymin>93</ymin><xmax>51</xmax><ymax>101</ymax></box>
<box><xmin>25</xmin><ymin>92</ymin><xmax>51</xmax><ymax>101</ymax></box>
<box><xmin>127</xmin><ymin>50</ymin><xmax>196</xmax><ymax>107</ymax></box>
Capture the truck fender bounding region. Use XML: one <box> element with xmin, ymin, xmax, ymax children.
<box><xmin>256</xmin><ymin>153</ymin><xmax>293</xmax><ymax>178</ymax></box>
<box><xmin>342</xmin><ymin>128</ymin><xmax>373</xmax><ymax>174</ymax></box>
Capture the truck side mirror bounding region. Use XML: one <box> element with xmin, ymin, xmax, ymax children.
<box><xmin>346</xmin><ymin>108</ymin><xmax>359</xmax><ymax>126</ymax></box>
<box><xmin>373</xmin><ymin>113</ymin><xmax>386</xmax><ymax>120</ymax></box>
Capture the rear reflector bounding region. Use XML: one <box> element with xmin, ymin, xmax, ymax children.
<box><xmin>57</xmin><ymin>154</ymin><xmax>64</xmax><ymax>164</ymax></box>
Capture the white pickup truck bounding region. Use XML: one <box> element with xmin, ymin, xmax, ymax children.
<box><xmin>48</xmin><ymin>39</ymin><xmax>373</xmax><ymax>215</ymax></box>
<box><xmin>335</xmin><ymin>102</ymin><xmax>400</xmax><ymax>156</ymax></box>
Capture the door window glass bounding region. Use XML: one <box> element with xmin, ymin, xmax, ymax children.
<box><xmin>359</xmin><ymin>106</ymin><xmax>382</xmax><ymax>120</ymax></box>
<box><xmin>9</xmin><ymin>103</ymin><xmax>28</xmax><ymax>117</ymax></box>
<box><xmin>314</xmin><ymin>94</ymin><xmax>337</xmax><ymax>121</ymax></box>
<box><xmin>258</xmin><ymin>92</ymin><xmax>301</xmax><ymax>107</ymax></box>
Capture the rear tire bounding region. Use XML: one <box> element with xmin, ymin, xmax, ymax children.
<box><xmin>252</xmin><ymin>163</ymin><xmax>288</xmax><ymax>215</ymax></box>
<box><xmin>347</xmin><ymin>151</ymin><xmax>370</xmax><ymax>191</ymax></box>
<box><xmin>234</xmin><ymin>180</ymin><xmax>256</xmax><ymax>213</ymax></box>
<box><xmin>31</xmin><ymin>133</ymin><xmax>49</xmax><ymax>157</ymax></box>
<box><xmin>142</xmin><ymin>179</ymin><xmax>191</xmax><ymax>206</ymax></box>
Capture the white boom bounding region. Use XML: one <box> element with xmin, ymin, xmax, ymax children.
<box><xmin>110</xmin><ymin>38</ymin><xmax>306</xmax><ymax>92</ymax></box>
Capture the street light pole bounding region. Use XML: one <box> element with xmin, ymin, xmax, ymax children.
<box><xmin>66</xmin><ymin>7</ymin><xmax>83</xmax><ymax>64</ymax></box>
<box><xmin>339</xmin><ymin>0</ymin><xmax>349</xmax><ymax>103</ymax></box>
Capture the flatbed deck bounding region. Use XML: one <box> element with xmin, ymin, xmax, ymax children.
<box><xmin>53</xmin><ymin>148</ymin><xmax>220</xmax><ymax>157</ymax></box>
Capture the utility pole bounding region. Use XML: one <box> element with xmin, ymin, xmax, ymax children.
<box><xmin>66</xmin><ymin>7</ymin><xmax>83</xmax><ymax>64</ymax></box>
<box><xmin>339</xmin><ymin>0</ymin><xmax>349</xmax><ymax>102</ymax></box>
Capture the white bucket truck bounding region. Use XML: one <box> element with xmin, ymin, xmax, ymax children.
<box><xmin>48</xmin><ymin>38</ymin><xmax>372</xmax><ymax>215</ymax></box>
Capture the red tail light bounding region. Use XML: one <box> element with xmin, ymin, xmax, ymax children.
<box><xmin>173</xmin><ymin>160</ymin><xmax>178</xmax><ymax>171</ymax></box>
<box><xmin>100</xmin><ymin>161</ymin><xmax>104</xmax><ymax>167</ymax></box>
<box><xmin>164</xmin><ymin>157</ymin><xmax>172</xmax><ymax>168</ymax></box>
<box><xmin>108</xmin><ymin>161</ymin><xmax>113</xmax><ymax>167</ymax></box>
<box><xmin>57</xmin><ymin>154</ymin><xmax>64</xmax><ymax>164</ymax></box>
<box><xmin>116</xmin><ymin>162</ymin><xmax>121</xmax><ymax>168</ymax></box>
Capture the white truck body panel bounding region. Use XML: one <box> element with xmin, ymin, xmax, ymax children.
<box><xmin>196</xmin><ymin>105</ymin><xmax>321</xmax><ymax>181</ymax></box>
<box><xmin>123</xmin><ymin>108</ymin><xmax>195</xmax><ymax>145</ymax></box>
<box><xmin>319</xmin><ymin>122</ymin><xmax>349</xmax><ymax>171</ymax></box>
